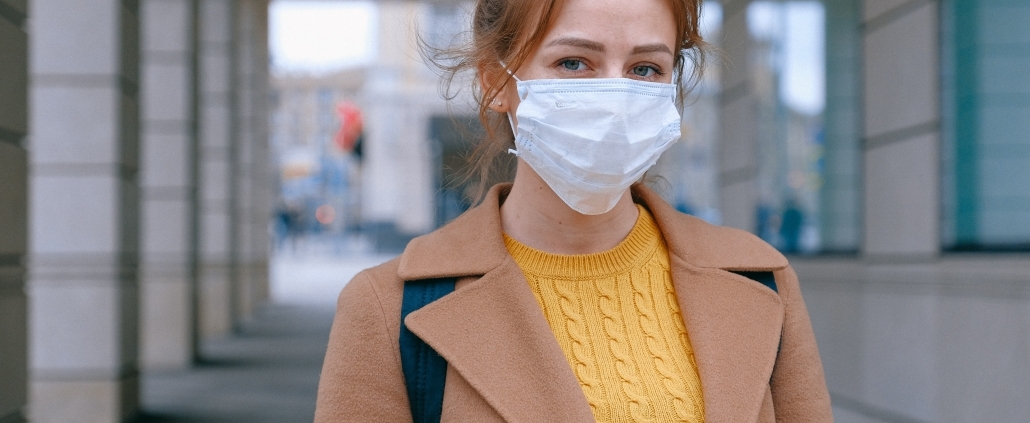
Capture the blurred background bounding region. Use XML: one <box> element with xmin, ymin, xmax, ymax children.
<box><xmin>0</xmin><ymin>0</ymin><xmax>1028</xmax><ymax>422</ymax></box>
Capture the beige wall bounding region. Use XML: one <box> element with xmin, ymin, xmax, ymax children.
<box><xmin>798</xmin><ymin>257</ymin><xmax>1030</xmax><ymax>422</ymax></box>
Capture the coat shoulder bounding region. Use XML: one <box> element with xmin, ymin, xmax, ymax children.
<box><xmin>633</xmin><ymin>184</ymin><xmax>788</xmax><ymax>271</ymax></box>
<box><xmin>698</xmin><ymin>218</ymin><xmax>786</xmax><ymax>267</ymax></box>
<box><xmin>315</xmin><ymin>256</ymin><xmax>412</xmax><ymax>423</ymax></box>
<box><xmin>338</xmin><ymin>257</ymin><xmax>405</xmax><ymax>321</ymax></box>
<box><xmin>655</xmin><ymin>210</ymin><xmax>789</xmax><ymax>271</ymax></box>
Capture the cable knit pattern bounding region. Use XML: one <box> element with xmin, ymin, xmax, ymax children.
<box><xmin>505</xmin><ymin>205</ymin><xmax>705</xmax><ymax>423</ymax></box>
<box><xmin>596</xmin><ymin>275</ymin><xmax>655</xmax><ymax>422</ymax></box>
<box><xmin>551</xmin><ymin>278</ymin><xmax>606</xmax><ymax>416</ymax></box>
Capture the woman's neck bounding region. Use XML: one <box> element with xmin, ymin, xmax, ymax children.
<box><xmin>500</xmin><ymin>161</ymin><xmax>639</xmax><ymax>255</ymax></box>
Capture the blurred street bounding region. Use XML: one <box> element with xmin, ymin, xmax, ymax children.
<box><xmin>138</xmin><ymin>247</ymin><xmax>394</xmax><ymax>422</ymax></box>
<box><xmin>269</xmin><ymin>235</ymin><xmax>397</xmax><ymax>306</ymax></box>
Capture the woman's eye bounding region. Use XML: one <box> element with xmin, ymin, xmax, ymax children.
<box><xmin>632</xmin><ymin>65</ymin><xmax>657</xmax><ymax>78</ymax></box>
<box><xmin>560</xmin><ymin>59</ymin><xmax>585</xmax><ymax>71</ymax></box>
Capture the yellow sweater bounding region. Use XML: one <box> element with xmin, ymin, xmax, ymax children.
<box><xmin>504</xmin><ymin>205</ymin><xmax>705</xmax><ymax>423</ymax></box>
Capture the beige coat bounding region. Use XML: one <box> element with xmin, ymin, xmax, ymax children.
<box><xmin>314</xmin><ymin>184</ymin><xmax>833</xmax><ymax>422</ymax></box>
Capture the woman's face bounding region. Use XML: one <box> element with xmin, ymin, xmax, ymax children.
<box><xmin>495</xmin><ymin>0</ymin><xmax>678</xmax><ymax>117</ymax></box>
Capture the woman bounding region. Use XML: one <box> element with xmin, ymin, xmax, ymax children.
<box><xmin>314</xmin><ymin>0</ymin><xmax>832</xmax><ymax>421</ymax></box>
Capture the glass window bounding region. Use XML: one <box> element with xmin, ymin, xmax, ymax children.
<box><xmin>942</xmin><ymin>0</ymin><xmax>1030</xmax><ymax>250</ymax></box>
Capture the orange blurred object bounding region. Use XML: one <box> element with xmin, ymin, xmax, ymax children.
<box><xmin>315</xmin><ymin>204</ymin><xmax>336</xmax><ymax>226</ymax></box>
<box><xmin>335</xmin><ymin>102</ymin><xmax>363</xmax><ymax>152</ymax></box>
<box><xmin>315</xmin><ymin>204</ymin><xmax>335</xmax><ymax>226</ymax></box>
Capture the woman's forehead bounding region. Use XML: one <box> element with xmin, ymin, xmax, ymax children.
<box><xmin>532</xmin><ymin>0</ymin><xmax>677</xmax><ymax>55</ymax></box>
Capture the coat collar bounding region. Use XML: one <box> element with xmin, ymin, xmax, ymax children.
<box><xmin>400</xmin><ymin>183</ymin><xmax>787</xmax><ymax>422</ymax></box>
<box><xmin>398</xmin><ymin>183</ymin><xmax>788</xmax><ymax>280</ymax></box>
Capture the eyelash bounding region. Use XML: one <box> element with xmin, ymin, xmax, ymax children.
<box><xmin>555</xmin><ymin>59</ymin><xmax>665</xmax><ymax>79</ymax></box>
<box><xmin>633</xmin><ymin>65</ymin><xmax>665</xmax><ymax>78</ymax></box>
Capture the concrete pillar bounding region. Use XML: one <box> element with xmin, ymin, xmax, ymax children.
<box><xmin>138</xmin><ymin>0</ymin><xmax>199</xmax><ymax>370</ymax></box>
<box><xmin>251</xmin><ymin>0</ymin><xmax>271</xmax><ymax>306</ymax></box>
<box><xmin>198</xmin><ymin>0</ymin><xmax>236</xmax><ymax>338</ymax></box>
<box><xmin>231</xmin><ymin>0</ymin><xmax>252</xmax><ymax>322</ymax></box>
<box><xmin>861</xmin><ymin>0</ymin><xmax>940</xmax><ymax>260</ymax></box>
<box><xmin>232</xmin><ymin>0</ymin><xmax>271</xmax><ymax>320</ymax></box>
<box><xmin>27</xmin><ymin>0</ymin><xmax>142</xmax><ymax>421</ymax></box>
<box><xmin>0</xmin><ymin>1</ymin><xmax>29</xmax><ymax>422</ymax></box>
<box><xmin>717</xmin><ymin>0</ymin><xmax>760</xmax><ymax>233</ymax></box>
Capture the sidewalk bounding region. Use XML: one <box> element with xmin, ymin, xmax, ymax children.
<box><xmin>139</xmin><ymin>250</ymin><xmax>395</xmax><ymax>422</ymax></box>
<box><xmin>139</xmin><ymin>303</ymin><xmax>335</xmax><ymax>423</ymax></box>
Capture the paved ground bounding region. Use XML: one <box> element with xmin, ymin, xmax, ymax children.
<box><xmin>139</xmin><ymin>303</ymin><xmax>336</xmax><ymax>423</ymax></box>
<box><xmin>139</xmin><ymin>248</ymin><xmax>394</xmax><ymax>422</ymax></box>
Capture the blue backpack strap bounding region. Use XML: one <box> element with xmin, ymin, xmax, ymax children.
<box><xmin>729</xmin><ymin>270</ymin><xmax>777</xmax><ymax>293</ymax></box>
<box><xmin>400</xmin><ymin>277</ymin><xmax>456</xmax><ymax>423</ymax></box>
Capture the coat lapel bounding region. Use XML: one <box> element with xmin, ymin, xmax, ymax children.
<box><xmin>403</xmin><ymin>258</ymin><xmax>595</xmax><ymax>423</ymax></box>
<box><xmin>637</xmin><ymin>185</ymin><xmax>788</xmax><ymax>422</ymax></box>
<box><xmin>672</xmin><ymin>259</ymin><xmax>784</xmax><ymax>422</ymax></box>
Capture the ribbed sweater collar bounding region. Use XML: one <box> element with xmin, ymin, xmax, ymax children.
<box><xmin>502</xmin><ymin>204</ymin><xmax>663</xmax><ymax>279</ymax></box>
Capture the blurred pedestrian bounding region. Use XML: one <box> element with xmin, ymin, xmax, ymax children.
<box><xmin>780</xmin><ymin>198</ymin><xmax>805</xmax><ymax>254</ymax></box>
<box><xmin>315</xmin><ymin>0</ymin><xmax>831</xmax><ymax>421</ymax></box>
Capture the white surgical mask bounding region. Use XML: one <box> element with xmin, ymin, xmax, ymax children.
<box><xmin>506</xmin><ymin>74</ymin><xmax>682</xmax><ymax>215</ymax></box>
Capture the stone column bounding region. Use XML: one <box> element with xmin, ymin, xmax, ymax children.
<box><xmin>717</xmin><ymin>0</ymin><xmax>760</xmax><ymax>232</ymax></box>
<box><xmin>27</xmin><ymin>0</ymin><xmax>142</xmax><ymax>421</ymax></box>
<box><xmin>138</xmin><ymin>0</ymin><xmax>199</xmax><ymax>370</ymax></box>
<box><xmin>861</xmin><ymin>0</ymin><xmax>940</xmax><ymax>260</ymax></box>
<box><xmin>233</xmin><ymin>0</ymin><xmax>271</xmax><ymax>320</ymax></box>
<box><xmin>248</xmin><ymin>2</ymin><xmax>272</xmax><ymax>306</ymax></box>
<box><xmin>230</xmin><ymin>0</ymin><xmax>251</xmax><ymax>323</ymax></box>
<box><xmin>0</xmin><ymin>1</ymin><xmax>28</xmax><ymax>422</ymax></box>
<box><xmin>198</xmin><ymin>0</ymin><xmax>236</xmax><ymax>338</ymax></box>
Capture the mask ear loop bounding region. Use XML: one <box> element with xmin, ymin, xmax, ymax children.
<box><xmin>499</xmin><ymin>61</ymin><xmax>521</xmax><ymax>82</ymax></box>
<box><xmin>499</xmin><ymin>62</ymin><xmax>521</xmax><ymax>156</ymax></box>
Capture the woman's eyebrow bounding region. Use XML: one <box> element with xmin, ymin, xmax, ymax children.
<box><xmin>544</xmin><ymin>38</ymin><xmax>672</xmax><ymax>56</ymax></box>
<box><xmin>545</xmin><ymin>37</ymin><xmax>605</xmax><ymax>52</ymax></box>
<box><xmin>631</xmin><ymin>43</ymin><xmax>673</xmax><ymax>55</ymax></box>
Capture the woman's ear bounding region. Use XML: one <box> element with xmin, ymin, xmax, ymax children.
<box><xmin>478</xmin><ymin>62</ymin><xmax>511</xmax><ymax>113</ymax></box>
<box><xmin>488</xmin><ymin>95</ymin><xmax>510</xmax><ymax>113</ymax></box>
